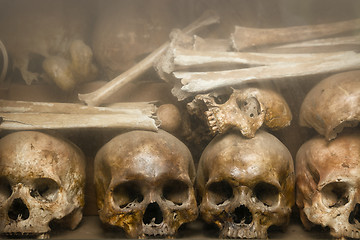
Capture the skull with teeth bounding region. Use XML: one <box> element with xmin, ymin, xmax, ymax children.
<box><xmin>196</xmin><ymin>130</ymin><xmax>295</xmax><ymax>238</ymax></box>
<box><xmin>0</xmin><ymin>131</ymin><xmax>86</xmax><ymax>239</ymax></box>
<box><xmin>189</xmin><ymin>88</ymin><xmax>292</xmax><ymax>138</ymax></box>
<box><xmin>94</xmin><ymin>130</ymin><xmax>198</xmax><ymax>238</ymax></box>
<box><xmin>296</xmin><ymin>130</ymin><xmax>360</xmax><ymax>239</ymax></box>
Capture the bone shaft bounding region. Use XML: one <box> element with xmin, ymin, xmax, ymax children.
<box><xmin>261</xmin><ymin>34</ymin><xmax>360</xmax><ymax>53</ymax></box>
<box><xmin>0</xmin><ymin>100</ymin><xmax>156</xmax><ymax>115</ymax></box>
<box><xmin>177</xmin><ymin>52</ymin><xmax>360</xmax><ymax>93</ymax></box>
<box><xmin>173</xmin><ymin>48</ymin><xmax>354</xmax><ymax>69</ymax></box>
<box><xmin>0</xmin><ymin>113</ymin><xmax>158</xmax><ymax>131</ymax></box>
<box><xmin>232</xmin><ymin>18</ymin><xmax>360</xmax><ymax>50</ymax></box>
<box><xmin>78</xmin><ymin>11</ymin><xmax>220</xmax><ymax>106</ymax></box>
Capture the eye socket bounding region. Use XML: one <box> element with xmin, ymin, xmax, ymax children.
<box><xmin>30</xmin><ymin>178</ymin><xmax>59</xmax><ymax>202</ymax></box>
<box><xmin>207</xmin><ymin>180</ymin><xmax>233</xmax><ymax>205</ymax></box>
<box><xmin>163</xmin><ymin>179</ymin><xmax>189</xmax><ymax>206</ymax></box>
<box><xmin>113</xmin><ymin>181</ymin><xmax>144</xmax><ymax>208</ymax></box>
<box><xmin>0</xmin><ymin>176</ymin><xmax>12</xmax><ymax>201</ymax></box>
<box><xmin>254</xmin><ymin>182</ymin><xmax>280</xmax><ymax>207</ymax></box>
<box><xmin>214</xmin><ymin>94</ymin><xmax>230</xmax><ymax>104</ymax></box>
<box><xmin>321</xmin><ymin>182</ymin><xmax>349</xmax><ymax>208</ymax></box>
<box><xmin>236</xmin><ymin>97</ymin><xmax>260</xmax><ymax>118</ymax></box>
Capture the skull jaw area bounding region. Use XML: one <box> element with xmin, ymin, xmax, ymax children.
<box><xmin>99</xmin><ymin>202</ymin><xmax>198</xmax><ymax>238</ymax></box>
<box><xmin>220</xmin><ymin>222</ymin><xmax>267</xmax><ymax>239</ymax></box>
<box><xmin>303</xmin><ymin>199</ymin><xmax>360</xmax><ymax>239</ymax></box>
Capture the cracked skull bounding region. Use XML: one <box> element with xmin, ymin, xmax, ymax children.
<box><xmin>0</xmin><ymin>131</ymin><xmax>86</xmax><ymax>238</ymax></box>
<box><xmin>189</xmin><ymin>88</ymin><xmax>292</xmax><ymax>138</ymax></box>
<box><xmin>196</xmin><ymin>130</ymin><xmax>294</xmax><ymax>238</ymax></box>
<box><xmin>94</xmin><ymin>130</ymin><xmax>198</xmax><ymax>238</ymax></box>
<box><xmin>296</xmin><ymin>130</ymin><xmax>360</xmax><ymax>239</ymax></box>
<box><xmin>299</xmin><ymin>70</ymin><xmax>360</xmax><ymax>141</ymax></box>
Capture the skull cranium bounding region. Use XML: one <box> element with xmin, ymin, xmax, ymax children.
<box><xmin>196</xmin><ymin>130</ymin><xmax>295</xmax><ymax>238</ymax></box>
<box><xmin>94</xmin><ymin>130</ymin><xmax>198</xmax><ymax>238</ymax></box>
<box><xmin>0</xmin><ymin>131</ymin><xmax>86</xmax><ymax>238</ymax></box>
<box><xmin>296</xmin><ymin>130</ymin><xmax>360</xmax><ymax>239</ymax></box>
<box><xmin>299</xmin><ymin>70</ymin><xmax>360</xmax><ymax>141</ymax></box>
<box><xmin>188</xmin><ymin>88</ymin><xmax>292</xmax><ymax>138</ymax></box>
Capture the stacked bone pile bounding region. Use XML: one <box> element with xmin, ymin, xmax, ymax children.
<box><xmin>296</xmin><ymin>71</ymin><xmax>360</xmax><ymax>239</ymax></box>
<box><xmin>0</xmin><ymin>0</ymin><xmax>360</xmax><ymax>239</ymax></box>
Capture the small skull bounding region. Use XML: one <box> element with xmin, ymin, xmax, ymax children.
<box><xmin>189</xmin><ymin>88</ymin><xmax>292</xmax><ymax>138</ymax></box>
<box><xmin>296</xmin><ymin>130</ymin><xmax>360</xmax><ymax>239</ymax></box>
<box><xmin>94</xmin><ymin>130</ymin><xmax>198</xmax><ymax>238</ymax></box>
<box><xmin>0</xmin><ymin>131</ymin><xmax>86</xmax><ymax>238</ymax></box>
<box><xmin>197</xmin><ymin>130</ymin><xmax>294</xmax><ymax>238</ymax></box>
<box><xmin>299</xmin><ymin>70</ymin><xmax>360</xmax><ymax>141</ymax></box>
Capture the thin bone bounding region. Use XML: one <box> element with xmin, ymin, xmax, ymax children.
<box><xmin>0</xmin><ymin>39</ymin><xmax>8</xmax><ymax>83</ymax></box>
<box><xmin>0</xmin><ymin>99</ymin><xmax>156</xmax><ymax>116</ymax></box>
<box><xmin>78</xmin><ymin>11</ymin><xmax>220</xmax><ymax>106</ymax></box>
<box><xmin>172</xmin><ymin>48</ymin><xmax>353</xmax><ymax>70</ymax></box>
<box><xmin>175</xmin><ymin>51</ymin><xmax>360</xmax><ymax>93</ymax></box>
<box><xmin>0</xmin><ymin>113</ymin><xmax>157</xmax><ymax>131</ymax></box>
<box><xmin>231</xmin><ymin>18</ymin><xmax>360</xmax><ymax>51</ymax></box>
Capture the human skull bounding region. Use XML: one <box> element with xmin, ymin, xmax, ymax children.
<box><xmin>94</xmin><ymin>130</ymin><xmax>198</xmax><ymax>238</ymax></box>
<box><xmin>189</xmin><ymin>88</ymin><xmax>292</xmax><ymax>138</ymax></box>
<box><xmin>0</xmin><ymin>131</ymin><xmax>86</xmax><ymax>238</ymax></box>
<box><xmin>296</xmin><ymin>130</ymin><xmax>360</xmax><ymax>239</ymax></box>
<box><xmin>197</xmin><ymin>130</ymin><xmax>294</xmax><ymax>238</ymax></box>
<box><xmin>299</xmin><ymin>70</ymin><xmax>360</xmax><ymax>141</ymax></box>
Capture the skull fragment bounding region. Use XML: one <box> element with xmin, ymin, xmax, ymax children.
<box><xmin>197</xmin><ymin>130</ymin><xmax>294</xmax><ymax>238</ymax></box>
<box><xmin>0</xmin><ymin>131</ymin><xmax>86</xmax><ymax>238</ymax></box>
<box><xmin>94</xmin><ymin>130</ymin><xmax>198</xmax><ymax>238</ymax></box>
<box><xmin>188</xmin><ymin>88</ymin><xmax>292</xmax><ymax>138</ymax></box>
<box><xmin>296</xmin><ymin>130</ymin><xmax>360</xmax><ymax>239</ymax></box>
<box><xmin>299</xmin><ymin>70</ymin><xmax>360</xmax><ymax>141</ymax></box>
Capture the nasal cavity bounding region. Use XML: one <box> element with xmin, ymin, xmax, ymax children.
<box><xmin>143</xmin><ymin>202</ymin><xmax>163</xmax><ymax>225</ymax></box>
<box><xmin>233</xmin><ymin>205</ymin><xmax>252</xmax><ymax>224</ymax></box>
<box><xmin>349</xmin><ymin>203</ymin><xmax>360</xmax><ymax>224</ymax></box>
<box><xmin>8</xmin><ymin>198</ymin><xmax>30</xmax><ymax>221</ymax></box>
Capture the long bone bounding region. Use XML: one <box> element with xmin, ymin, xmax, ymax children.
<box><xmin>0</xmin><ymin>100</ymin><xmax>158</xmax><ymax>131</ymax></box>
<box><xmin>172</xmin><ymin>48</ymin><xmax>355</xmax><ymax>70</ymax></box>
<box><xmin>231</xmin><ymin>18</ymin><xmax>360</xmax><ymax>51</ymax></box>
<box><xmin>78</xmin><ymin>11</ymin><xmax>220</xmax><ymax>106</ymax></box>
<box><xmin>263</xmin><ymin>34</ymin><xmax>360</xmax><ymax>53</ymax></box>
<box><xmin>174</xmin><ymin>51</ymin><xmax>360</xmax><ymax>94</ymax></box>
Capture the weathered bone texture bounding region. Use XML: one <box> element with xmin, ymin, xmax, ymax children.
<box><xmin>78</xmin><ymin>10</ymin><xmax>219</xmax><ymax>106</ymax></box>
<box><xmin>261</xmin><ymin>34</ymin><xmax>360</xmax><ymax>53</ymax></box>
<box><xmin>197</xmin><ymin>130</ymin><xmax>295</xmax><ymax>239</ymax></box>
<box><xmin>94</xmin><ymin>130</ymin><xmax>198</xmax><ymax>238</ymax></box>
<box><xmin>188</xmin><ymin>88</ymin><xmax>292</xmax><ymax>138</ymax></box>
<box><xmin>296</xmin><ymin>130</ymin><xmax>360</xmax><ymax>239</ymax></box>
<box><xmin>0</xmin><ymin>0</ymin><xmax>97</xmax><ymax>91</ymax></box>
<box><xmin>0</xmin><ymin>100</ymin><xmax>158</xmax><ymax>131</ymax></box>
<box><xmin>155</xmin><ymin>28</ymin><xmax>360</xmax><ymax>100</ymax></box>
<box><xmin>231</xmin><ymin>18</ymin><xmax>360</xmax><ymax>51</ymax></box>
<box><xmin>299</xmin><ymin>70</ymin><xmax>360</xmax><ymax>141</ymax></box>
<box><xmin>0</xmin><ymin>131</ymin><xmax>86</xmax><ymax>238</ymax></box>
<box><xmin>0</xmin><ymin>39</ymin><xmax>8</xmax><ymax>83</ymax></box>
<box><xmin>174</xmin><ymin>52</ymin><xmax>360</xmax><ymax>94</ymax></box>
